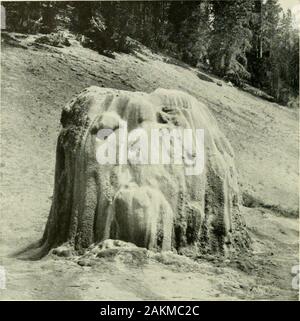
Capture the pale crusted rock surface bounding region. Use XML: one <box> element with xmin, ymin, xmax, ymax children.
<box><xmin>36</xmin><ymin>87</ymin><xmax>249</xmax><ymax>258</ymax></box>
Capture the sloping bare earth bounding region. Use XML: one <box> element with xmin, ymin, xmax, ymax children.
<box><xmin>0</xmin><ymin>35</ymin><xmax>299</xmax><ymax>300</ymax></box>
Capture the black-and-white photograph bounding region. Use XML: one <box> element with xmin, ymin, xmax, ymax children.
<box><xmin>0</xmin><ymin>0</ymin><xmax>299</xmax><ymax>302</ymax></box>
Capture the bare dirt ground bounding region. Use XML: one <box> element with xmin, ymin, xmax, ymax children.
<box><xmin>0</xmin><ymin>34</ymin><xmax>299</xmax><ymax>300</ymax></box>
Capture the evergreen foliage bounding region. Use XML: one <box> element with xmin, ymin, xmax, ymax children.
<box><xmin>2</xmin><ymin>1</ymin><xmax>299</xmax><ymax>106</ymax></box>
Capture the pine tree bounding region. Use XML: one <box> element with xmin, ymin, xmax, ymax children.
<box><xmin>167</xmin><ymin>1</ymin><xmax>200</xmax><ymax>62</ymax></box>
<box><xmin>40</xmin><ymin>2</ymin><xmax>57</xmax><ymax>33</ymax></box>
<box><xmin>178</xmin><ymin>1</ymin><xmax>211</xmax><ymax>66</ymax></box>
<box><xmin>260</xmin><ymin>0</ymin><xmax>282</xmax><ymax>98</ymax></box>
<box><xmin>276</xmin><ymin>9</ymin><xmax>299</xmax><ymax>103</ymax></box>
<box><xmin>209</xmin><ymin>0</ymin><xmax>254</xmax><ymax>85</ymax></box>
<box><xmin>247</xmin><ymin>0</ymin><xmax>264</xmax><ymax>88</ymax></box>
<box><xmin>4</xmin><ymin>1</ymin><xmax>60</xmax><ymax>34</ymax></box>
<box><xmin>4</xmin><ymin>1</ymin><xmax>42</xmax><ymax>33</ymax></box>
<box><xmin>248</xmin><ymin>1</ymin><xmax>299</xmax><ymax>104</ymax></box>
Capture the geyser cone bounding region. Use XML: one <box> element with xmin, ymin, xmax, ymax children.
<box><xmin>35</xmin><ymin>87</ymin><xmax>250</xmax><ymax>258</ymax></box>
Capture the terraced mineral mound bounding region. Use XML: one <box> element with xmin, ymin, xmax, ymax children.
<box><xmin>34</xmin><ymin>87</ymin><xmax>250</xmax><ymax>258</ymax></box>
